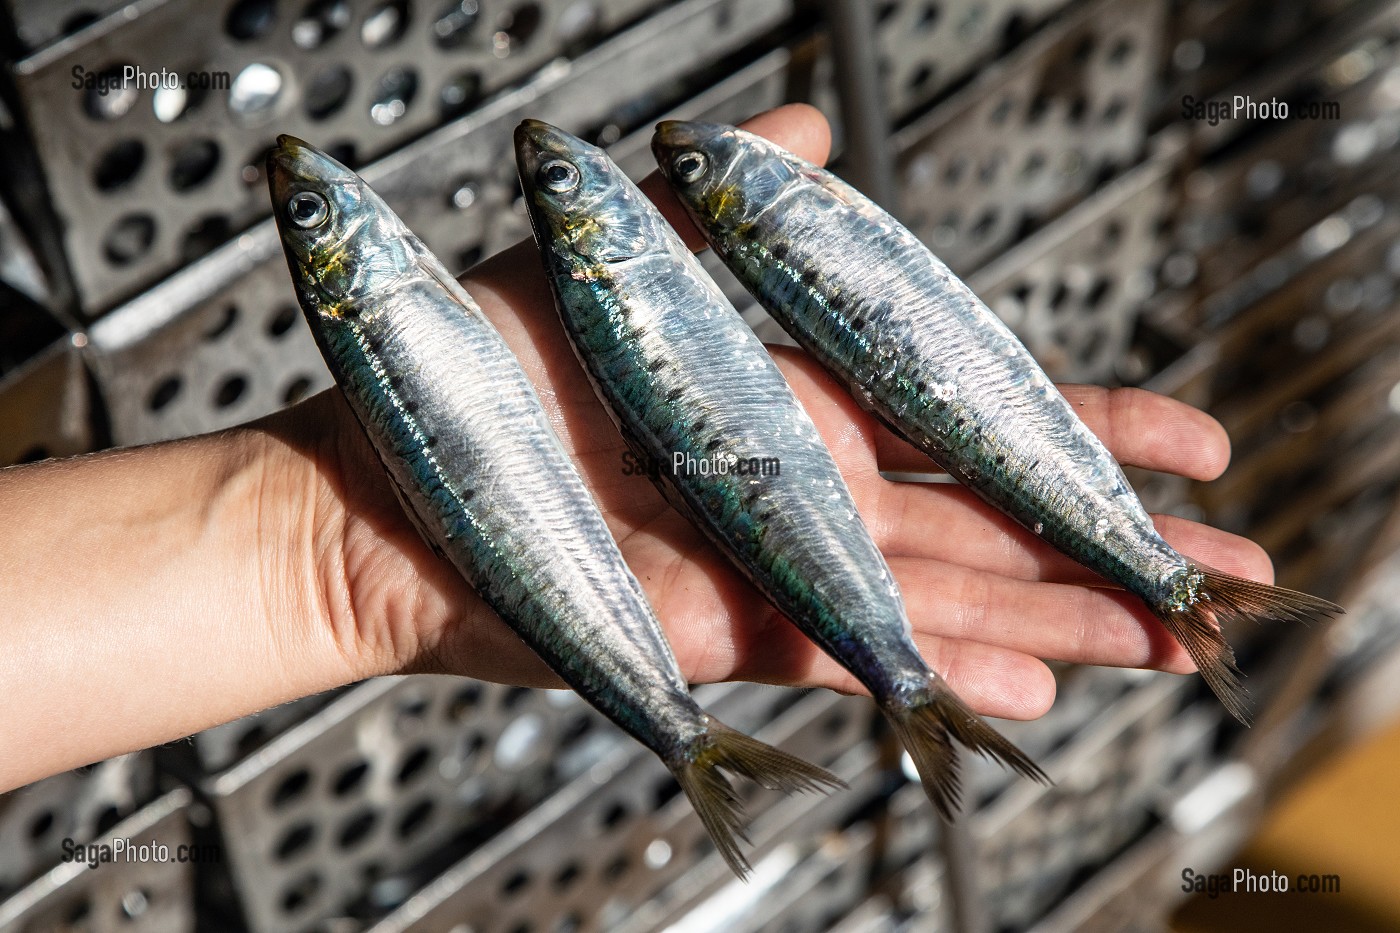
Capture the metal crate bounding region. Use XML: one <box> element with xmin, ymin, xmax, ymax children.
<box><xmin>79</xmin><ymin>0</ymin><xmax>793</xmax><ymax>448</ymax></box>
<box><xmin>894</xmin><ymin>0</ymin><xmax>1164</xmax><ymax>275</ymax></box>
<box><xmin>9</xmin><ymin>0</ymin><xmax>675</xmax><ymax>316</ymax></box>
<box><xmin>0</xmin><ymin>789</ymin><xmax>193</xmax><ymax>933</ymax></box>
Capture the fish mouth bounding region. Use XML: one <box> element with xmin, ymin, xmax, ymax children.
<box><xmin>266</xmin><ymin>134</ymin><xmax>357</xmax><ymax>208</ymax></box>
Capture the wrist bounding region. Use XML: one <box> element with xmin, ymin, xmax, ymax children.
<box><xmin>238</xmin><ymin>392</ymin><xmax>386</xmax><ymax>690</ymax></box>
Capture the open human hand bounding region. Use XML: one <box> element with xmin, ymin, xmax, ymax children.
<box><xmin>262</xmin><ymin>103</ymin><xmax>1272</xmax><ymax>722</ymax></box>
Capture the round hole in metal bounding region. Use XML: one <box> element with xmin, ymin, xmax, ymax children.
<box><xmin>169</xmin><ymin>138</ymin><xmax>221</xmax><ymax>191</ymax></box>
<box><xmin>305</xmin><ymin>65</ymin><xmax>353</xmax><ymax>120</ymax></box>
<box><xmin>228</xmin><ymin>62</ymin><xmax>284</xmax><ymax>123</ymax></box>
<box><xmin>433</xmin><ymin>0</ymin><xmax>481</xmax><ymax>49</ymax></box>
<box><xmin>94</xmin><ymin>139</ymin><xmax>145</xmax><ymax>192</ymax></box>
<box><xmin>369</xmin><ymin>66</ymin><xmax>418</xmax><ymax>126</ymax></box>
<box><xmin>362</xmin><ymin>0</ymin><xmax>411</xmax><ymax>48</ymax></box>
<box><xmin>226</xmin><ymin>0</ymin><xmax>277</xmax><ymax>40</ymax></box>
<box><xmin>293</xmin><ymin>0</ymin><xmax>351</xmax><ymax>49</ymax></box>
<box><xmin>84</xmin><ymin>64</ymin><xmax>139</xmax><ymax>120</ymax></box>
<box><xmin>274</xmin><ymin>822</ymin><xmax>316</xmax><ymax>862</ymax></box>
<box><xmin>180</xmin><ymin>215</ymin><xmax>232</xmax><ymax>262</ymax></box>
<box><xmin>332</xmin><ymin>759</ymin><xmax>370</xmax><ymax>796</ymax></box>
<box><xmin>213</xmin><ymin>373</ymin><xmax>248</xmax><ymax>408</ymax></box>
<box><xmin>104</xmin><ymin>214</ymin><xmax>156</xmax><ymax>266</ymax></box>
<box><xmin>283</xmin><ymin>376</ymin><xmax>314</xmax><ymax>405</ymax></box>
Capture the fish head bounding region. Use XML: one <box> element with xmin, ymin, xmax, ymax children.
<box><xmin>514</xmin><ymin>119</ymin><xmax>658</xmax><ymax>266</ymax></box>
<box><xmin>652</xmin><ymin>120</ymin><xmax>795</xmax><ymax>236</ymax></box>
<box><xmin>267</xmin><ymin>135</ymin><xmax>412</xmax><ymax>314</ymax></box>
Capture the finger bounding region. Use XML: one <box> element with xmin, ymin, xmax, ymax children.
<box><xmin>644</xmin><ymin>532</ymin><xmax>1055</xmax><ymax>719</ymax></box>
<box><xmin>641</xmin><ymin>103</ymin><xmax>833</xmax><ymax>251</ymax></box>
<box><xmin>873</xmin><ymin>385</ymin><xmax>1232</xmax><ymax>481</ymax></box>
<box><xmin>1154</xmin><ymin>513</ymin><xmax>1275</xmax><ymax>584</ymax></box>
<box><xmin>890</xmin><ymin>555</ymin><xmax>1196</xmax><ymax>675</ymax></box>
<box><xmin>912</xmin><ymin>636</ymin><xmax>1056</xmax><ymax>720</ymax></box>
<box><xmin>717</xmin><ymin>609</ymin><xmax>1057</xmax><ymax>721</ymax></box>
<box><xmin>868</xmin><ymin>478</ymin><xmax>1275</xmax><ymax>586</ymax></box>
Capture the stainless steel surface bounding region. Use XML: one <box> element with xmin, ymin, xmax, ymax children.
<box><xmin>971</xmin><ymin>134</ymin><xmax>1181</xmax><ymax>383</ymax></box>
<box><xmin>1</xmin><ymin>0</ymin><xmax>132</xmax><ymax>53</ymax></box>
<box><xmin>368</xmin><ymin>687</ymin><xmax>873</xmax><ymax>933</ymax></box>
<box><xmin>206</xmin><ymin>676</ymin><xmax>607</xmax><ymax>933</ymax></box>
<box><xmin>0</xmin><ymin>789</ymin><xmax>191</xmax><ymax>933</ymax></box>
<box><xmin>1171</xmin><ymin>0</ymin><xmax>1400</xmax><ymax>300</ymax></box>
<box><xmin>11</xmin><ymin>0</ymin><xmax>671</xmax><ymax>315</ymax></box>
<box><xmin>0</xmin><ymin>754</ymin><xmax>155</xmax><ymax>900</ymax></box>
<box><xmin>0</xmin><ymin>338</ymin><xmax>92</xmax><ymax>465</ymax></box>
<box><xmin>826</xmin><ymin>0</ymin><xmax>895</xmax><ymax>206</ymax></box>
<box><xmin>189</xmin><ymin>692</ymin><xmax>344</xmax><ymax>775</ymax></box>
<box><xmin>874</xmin><ymin>0</ymin><xmax>1074</xmax><ymax>120</ymax></box>
<box><xmin>895</xmin><ymin>0</ymin><xmax>1163</xmax><ymax>275</ymax></box>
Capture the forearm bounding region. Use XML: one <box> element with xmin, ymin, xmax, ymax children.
<box><xmin>0</xmin><ymin>419</ymin><xmax>355</xmax><ymax>792</ymax></box>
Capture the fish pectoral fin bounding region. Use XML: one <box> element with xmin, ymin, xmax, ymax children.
<box><xmin>414</xmin><ymin>250</ymin><xmax>490</xmax><ymax>321</ymax></box>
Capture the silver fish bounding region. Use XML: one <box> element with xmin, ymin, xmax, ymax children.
<box><xmin>652</xmin><ymin>120</ymin><xmax>1342</xmax><ymax>725</ymax></box>
<box><xmin>515</xmin><ymin>119</ymin><xmax>1046</xmax><ymax>817</ymax></box>
<box><xmin>268</xmin><ymin>135</ymin><xmax>840</xmax><ymax>878</ymax></box>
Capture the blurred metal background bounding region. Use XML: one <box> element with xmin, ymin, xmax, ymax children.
<box><xmin>1</xmin><ymin>0</ymin><xmax>1398</xmax><ymax>929</ymax></box>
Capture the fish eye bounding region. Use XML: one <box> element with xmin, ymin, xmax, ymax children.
<box><xmin>539</xmin><ymin>159</ymin><xmax>580</xmax><ymax>193</ymax></box>
<box><xmin>672</xmin><ymin>151</ymin><xmax>709</xmax><ymax>184</ymax></box>
<box><xmin>287</xmin><ymin>191</ymin><xmax>330</xmax><ymax>229</ymax></box>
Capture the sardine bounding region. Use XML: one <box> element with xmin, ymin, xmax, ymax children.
<box><xmin>515</xmin><ymin>119</ymin><xmax>1046</xmax><ymax>816</ymax></box>
<box><xmin>268</xmin><ymin>136</ymin><xmax>841</xmax><ymax>878</ymax></box>
<box><xmin>652</xmin><ymin>121</ymin><xmax>1342</xmax><ymax>725</ymax></box>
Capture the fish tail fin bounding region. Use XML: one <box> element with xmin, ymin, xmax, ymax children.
<box><xmin>673</xmin><ymin>717</ymin><xmax>845</xmax><ymax>880</ymax></box>
<box><xmin>1153</xmin><ymin>563</ymin><xmax>1344</xmax><ymax>726</ymax></box>
<box><xmin>880</xmin><ymin>676</ymin><xmax>1049</xmax><ymax>820</ymax></box>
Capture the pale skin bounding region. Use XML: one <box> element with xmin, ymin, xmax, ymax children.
<box><xmin>0</xmin><ymin>105</ymin><xmax>1270</xmax><ymax>794</ymax></box>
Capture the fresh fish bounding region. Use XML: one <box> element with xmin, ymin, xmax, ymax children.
<box><xmin>515</xmin><ymin>119</ymin><xmax>1046</xmax><ymax>817</ymax></box>
<box><xmin>652</xmin><ymin>121</ymin><xmax>1343</xmax><ymax>725</ymax></box>
<box><xmin>267</xmin><ymin>136</ymin><xmax>840</xmax><ymax>878</ymax></box>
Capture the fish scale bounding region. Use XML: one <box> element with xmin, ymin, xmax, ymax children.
<box><xmin>655</xmin><ymin>120</ymin><xmax>1344</xmax><ymax>727</ymax></box>
<box><xmin>268</xmin><ymin>135</ymin><xmax>841</xmax><ymax>880</ymax></box>
<box><xmin>516</xmin><ymin>119</ymin><xmax>1047</xmax><ymax>822</ymax></box>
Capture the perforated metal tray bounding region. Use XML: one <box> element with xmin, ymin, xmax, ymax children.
<box><xmin>79</xmin><ymin>0</ymin><xmax>794</xmax><ymax>448</ymax></box>
<box><xmin>10</xmin><ymin>0</ymin><xmax>672</xmax><ymax>314</ymax></box>
<box><xmin>894</xmin><ymin>0</ymin><xmax>1164</xmax><ymax>275</ymax></box>
<box><xmin>0</xmin><ymin>789</ymin><xmax>193</xmax><ymax>933</ymax></box>
<box><xmin>0</xmin><ymin>754</ymin><xmax>155</xmax><ymax>902</ymax></box>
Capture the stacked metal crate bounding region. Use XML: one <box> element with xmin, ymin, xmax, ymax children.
<box><xmin>2</xmin><ymin>0</ymin><xmax>1398</xmax><ymax>930</ymax></box>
